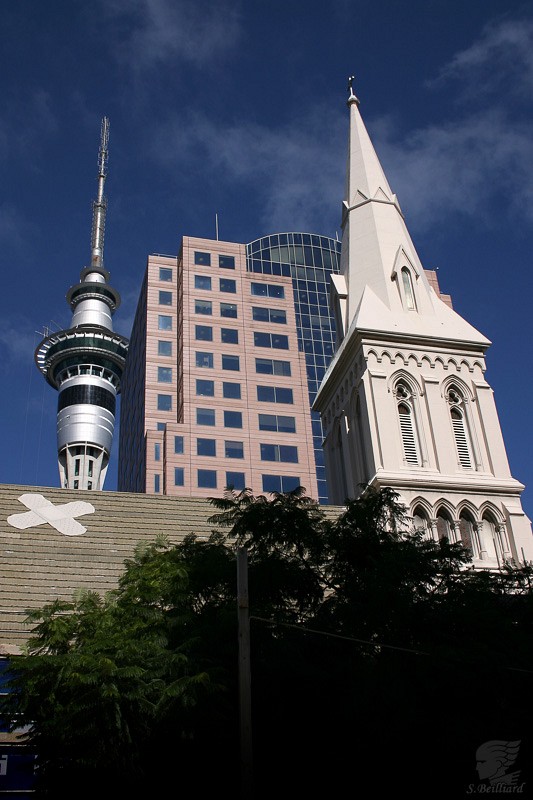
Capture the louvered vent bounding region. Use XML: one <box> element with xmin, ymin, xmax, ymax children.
<box><xmin>398</xmin><ymin>403</ymin><xmax>419</xmax><ymax>464</ymax></box>
<box><xmin>451</xmin><ymin>409</ymin><xmax>472</xmax><ymax>468</ymax></box>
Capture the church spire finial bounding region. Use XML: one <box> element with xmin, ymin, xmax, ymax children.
<box><xmin>347</xmin><ymin>75</ymin><xmax>359</xmax><ymax>106</ymax></box>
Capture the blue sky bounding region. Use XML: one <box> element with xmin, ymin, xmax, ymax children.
<box><xmin>1</xmin><ymin>0</ymin><xmax>533</xmax><ymax>516</ymax></box>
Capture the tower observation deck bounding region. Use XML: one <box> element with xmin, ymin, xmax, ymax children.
<box><xmin>35</xmin><ymin>118</ymin><xmax>129</xmax><ymax>490</ymax></box>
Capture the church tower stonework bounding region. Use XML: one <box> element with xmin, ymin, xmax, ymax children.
<box><xmin>314</xmin><ymin>81</ymin><xmax>533</xmax><ymax>566</ymax></box>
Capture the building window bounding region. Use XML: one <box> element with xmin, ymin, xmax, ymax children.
<box><xmin>447</xmin><ymin>386</ymin><xmax>473</xmax><ymax>468</ymax></box>
<box><xmin>252</xmin><ymin>307</ymin><xmax>287</xmax><ymax>324</ymax></box>
<box><xmin>251</xmin><ymin>282</ymin><xmax>285</xmax><ymax>299</ymax></box>
<box><xmin>220</xmin><ymin>278</ymin><xmax>237</xmax><ymax>293</ymax></box>
<box><xmin>196</xmin><ymin>379</ymin><xmax>214</xmax><ymax>397</ymax></box>
<box><xmin>224</xmin><ymin>410</ymin><xmax>243</xmax><ymax>428</ymax></box>
<box><xmin>195</xmin><ymin>299</ymin><xmax>212</xmax><ymax>315</ymax></box>
<box><xmin>257</xmin><ymin>386</ymin><xmax>293</xmax><ymax>404</ymax></box>
<box><xmin>197</xmin><ymin>438</ymin><xmax>216</xmax><ymax>457</ymax></box>
<box><xmin>226</xmin><ymin>471</ymin><xmax>245</xmax><ymax>490</ymax></box>
<box><xmin>194</xmin><ymin>251</ymin><xmax>211</xmax><ymax>266</ymax></box>
<box><xmin>157</xmin><ymin>423</ymin><xmax>166</xmax><ymax>431</ymax></box>
<box><xmin>174</xmin><ymin>467</ymin><xmax>184</xmax><ymax>486</ymax></box>
<box><xmin>159</xmin><ymin>291</ymin><xmax>172</xmax><ymax>305</ymax></box>
<box><xmin>220</xmin><ymin>303</ymin><xmax>238</xmax><ymax>318</ymax></box>
<box><xmin>221</xmin><ymin>328</ymin><xmax>239</xmax><ymax>344</ymax></box>
<box><xmin>222</xmin><ymin>354</ymin><xmax>240</xmax><ymax>371</ymax></box>
<box><xmin>196</xmin><ymin>351</ymin><xmax>214</xmax><ymax>368</ymax></box>
<box><xmin>174</xmin><ymin>436</ymin><xmax>184</xmax><ymax>454</ymax></box>
<box><xmin>223</xmin><ymin>382</ymin><xmax>241</xmax><ymax>399</ymax></box>
<box><xmin>198</xmin><ymin>469</ymin><xmax>217</xmax><ymax>488</ymax></box>
<box><xmin>255</xmin><ymin>358</ymin><xmax>291</xmax><ymax>377</ymax></box>
<box><xmin>395</xmin><ymin>382</ymin><xmax>420</xmax><ymax>466</ymax></box>
<box><xmin>159</xmin><ymin>267</ymin><xmax>173</xmax><ymax>282</ymax></box>
<box><xmin>154</xmin><ymin>443</ymin><xmax>161</xmax><ymax>461</ymax></box>
<box><xmin>254</xmin><ymin>332</ymin><xmax>289</xmax><ymax>349</ymax></box>
<box><xmin>158</xmin><ymin>315</ymin><xmax>172</xmax><ymax>331</ymax></box>
<box><xmin>157</xmin><ymin>394</ymin><xmax>172</xmax><ymax>411</ymax></box>
<box><xmin>262</xmin><ymin>474</ymin><xmax>301</xmax><ymax>493</ymax></box>
<box><xmin>154</xmin><ymin>474</ymin><xmax>160</xmax><ymax>493</ymax></box>
<box><xmin>401</xmin><ymin>267</ymin><xmax>417</xmax><ymax>311</ymax></box>
<box><xmin>194</xmin><ymin>275</ymin><xmax>212</xmax><ymax>290</ymax></box>
<box><xmin>225</xmin><ymin>440</ymin><xmax>244</xmax><ymax>459</ymax></box>
<box><xmin>158</xmin><ymin>340</ymin><xmax>172</xmax><ymax>356</ymax></box>
<box><xmin>260</xmin><ymin>444</ymin><xmax>298</xmax><ymax>463</ymax></box>
<box><xmin>258</xmin><ymin>414</ymin><xmax>296</xmax><ymax>433</ymax></box>
<box><xmin>219</xmin><ymin>255</ymin><xmax>235</xmax><ymax>269</ymax></box>
<box><xmin>196</xmin><ymin>408</ymin><xmax>216</xmax><ymax>426</ymax></box>
<box><xmin>195</xmin><ymin>325</ymin><xmax>213</xmax><ymax>341</ymax></box>
<box><xmin>157</xmin><ymin>367</ymin><xmax>172</xmax><ymax>383</ymax></box>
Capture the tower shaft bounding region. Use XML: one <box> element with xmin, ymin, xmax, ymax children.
<box><xmin>35</xmin><ymin>119</ymin><xmax>128</xmax><ymax>490</ymax></box>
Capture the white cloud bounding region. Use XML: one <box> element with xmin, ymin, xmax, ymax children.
<box><xmin>430</xmin><ymin>16</ymin><xmax>533</xmax><ymax>103</ymax></box>
<box><xmin>103</xmin><ymin>0</ymin><xmax>242</xmax><ymax>70</ymax></box>
<box><xmin>151</xmin><ymin>104</ymin><xmax>345</xmax><ymax>233</ymax></box>
<box><xmin>374</xmin><ymin>109</ymin><xmax>533</xmax><ymax>231</ymax></box>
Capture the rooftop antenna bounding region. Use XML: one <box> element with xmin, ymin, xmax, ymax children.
<box><xmin>215</xmin><ymin>212</ymin><xmax>219</xmax><ymax>241</ymax></box>
<box><xmin>91</xmin><ymin>117</ymin><xmax>110</xmax><ymax>269</ymax></box>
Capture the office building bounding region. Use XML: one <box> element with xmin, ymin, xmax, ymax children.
<box><xmin>119</xmin><ymin>234</ymin><xmax>340</xmax><ymax>500</ymax></box>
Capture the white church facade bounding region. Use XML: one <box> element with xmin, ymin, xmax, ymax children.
<box><xmin>314</xmin><ymin>82</ymin><xmax>533</xmax><ymax>567</ymax></box>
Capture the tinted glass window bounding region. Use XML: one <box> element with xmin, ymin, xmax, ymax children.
<box><xmin>157</xmin><ymin>394</ymin><xmax>172</xmax><ymax>411</ymax></box>
<box><xmin>220</xmin><ymin>278</ymin><xmax>237</xmax><ymax>293</ymax></box>
<box><xmin>194</xmin><ymin>251</ymin><xmax>211</xmax><ymax>265</ymax></box>
<box><xmin>226</xmin><ymin>471</ymin><xmax>245</xmax><ymax>490</ymax></box>
<box><xmin>174</xmin><ymin>436</ymin><xmax>184</xmax><ymax>454</ymax></box>
<box><xmin>157</xmin><ymin>367</ymin><xmax>172</xmax><ymax>383</ymax></box>
<box><xmin>195</xmin><ymin>299</ymin><xmax>212</xmax><ymax>315</ymax></box>
<box><xmin>219</xmin><ymin>255</ymin><xmax>235</xmax><ymax>269</ymax></box>
<box><xmin>221</xmin><ymin>328</ymin><xmax>238</xmax><ymax>344</ymax></box>
<box><xmin>158</xmin><ymin>315</ymin><xmax>172</xmax><ymax>330</ymax></box>
<box><xmin>222</xmin><ymin>354</ymin><xmax>240</xmax><ymax>371</ymax></box>
<box><xmin>158</xmin><ymin>340</ymin><xmax>172</xmax><ymax>356</ymax></box>
<box><xmin>225</xmin><ymin>440</ymin><xmax>244</xmax><ymax>459</ymax></box>
<box><xmin>224</xmin><ymin>410</ymin><xmax>242</xmax><ymax>428</ymax></box>
<box><xmin>195</xmin><ymin>275</ymin><xmax>212</xmax><ymax>290</ymax></box>
<box><xmin>159</xmin><ymin>267</ymin><xmax>173</xmax><ymax>281</ymax></box>
<box><xmin>197</xmin><ymin>438</ymin><xmax>216</xmax><ymax>457</ymax></box>
<box><xmin>196</xmin><ymin>352</ymin><xmax>213</xmax><ymax>368</ymax></box>
<box><xmin>174</xmin><ymin>467</ymin><xmax>184</xmax><ymax>486</ymax></box>
<box><xmin>196</xmin><ymin>408</ymin><xmax>215</xmax><ymax>426</ymax></box>
<box><xmin>223</xmin><ymin>382</ymin><xmax>241</xmax><ymax>399</ymax></box>
<box><xmin>195</xmin><ymin>325</ymin><xmax>213</xmax><ymax>341</ymax></box>
<box><xmin>198</xmin><ymin>469</ymin><xmax>217</xmax><ymax>488</ymax></box>
<box><xmin>196</xmin><ymin>379</ymin><xmax>214</xmax><ymax>396</ymax></box>
<box><xmin>220</xmin><ymin>303</ymin><xmax>237</xmax><ymax>318</ymax></box>
<box><xmin>159</xmin><ymin>291</ymin><xmax>172</xmax><ymax>305</ymax></box>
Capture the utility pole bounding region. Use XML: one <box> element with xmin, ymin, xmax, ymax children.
<box><xmin>237</xmin><ymin>547</ymin><xmax>253</xmax><ymax>797</ymax></box>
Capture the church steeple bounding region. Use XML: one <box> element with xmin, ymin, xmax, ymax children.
<box><xmin>315</xmin><ymin>80</ymin><xmax>533</xmax><ymax>565</ymax></box>
<box><xmin>335</xmin><ymin>78</ymin><xmax>488</xmax><ymax>350</ymax></box>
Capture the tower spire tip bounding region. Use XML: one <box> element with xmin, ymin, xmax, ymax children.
<box><xmin>347</xmin><ymin>75</ymin><xmax>360</xmax><ymax>106</ymax></box>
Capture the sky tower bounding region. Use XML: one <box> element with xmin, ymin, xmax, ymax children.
<box><xmin>35</xmin><ymin>118</ymin><xmax>129</xmax><ymax>490</ymax></box>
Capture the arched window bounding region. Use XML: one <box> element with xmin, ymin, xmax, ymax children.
<box><xmin>459</xmin><ymin>510</ymin><xmax>480</xmax><ymax>559</ymax></box>
<box><xmin>395</xmin><ymin>381</ymin><xmax>420</xmax><ymax>465</ymax></box>
<box><xmin>401</xmin><ymin>267</ymin><xmax>417</xmax><ymax>311</ymax></box>
<box><xmin>412</xmin><ymin>504</ymin><xmax>431</xmax><ymax>540</ymax></box>
<box><xmin>436</xmin><ymin>509</ymin><xmax>457</xmax><ymax>544</ymax></box>
<box><xmin>447</xmin><ymin>386</ymin><xmax>472</xmax><ymax>469</ymax></box>
<box><xmin>480</xmin><ymin>513</ymin><xmax>511</xmax><ymax>563</ymax></box>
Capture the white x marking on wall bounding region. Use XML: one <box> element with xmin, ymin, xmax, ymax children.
<box><xmin>7</xmin><ymin>493</ymin><xmax>96</xmax><ymax>536</ymax></box>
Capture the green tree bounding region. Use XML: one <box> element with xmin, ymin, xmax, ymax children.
<box><xmin>3</xmin><ymin>488</ymin><xmax>533</xmax><ymax>799</ymax></box>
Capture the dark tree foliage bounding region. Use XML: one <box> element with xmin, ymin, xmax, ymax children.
<box><xmin>2</xmin><ymin>488</ymin><xmax>533</xmax><ymax>798</ymax></box>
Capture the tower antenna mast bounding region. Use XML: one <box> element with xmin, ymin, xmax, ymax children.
<box><xmin>91</xmin><ymin>117</ymin><xmax>110</xmax><ymax>269</ymax></box>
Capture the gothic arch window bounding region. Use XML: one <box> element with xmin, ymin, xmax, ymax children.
<box><xmin>459</xmin><ymin>510</ymin><xmax>481</xmax><ymax>560</ymax></box>
<box><xmin>436</xmin><ymin>509</ymin><xmax>457</xmax><ymax>544</ymax></box>
<box><xmin>447</xmin><ymin>386</ymin><xmax>473</xmax><ymax>469</ymax></box>
<box><xmin>480</xmin><ymin>512</ymin><xmax>511</xmax><ymax>563</ymax></box>
<box><xmin>401</xmin><ymin>267</ymin><xmax>417</xmax><ymax>311</ymax></box>
<box><xmin>394</xmin><ymin>381</ymin><xmax>420</xmax><ymax>466</ymax></box>
<box><xmin>412</xmin><ymin>504</ymin><xmax>431</xmax><ymax>540</ymax></box>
